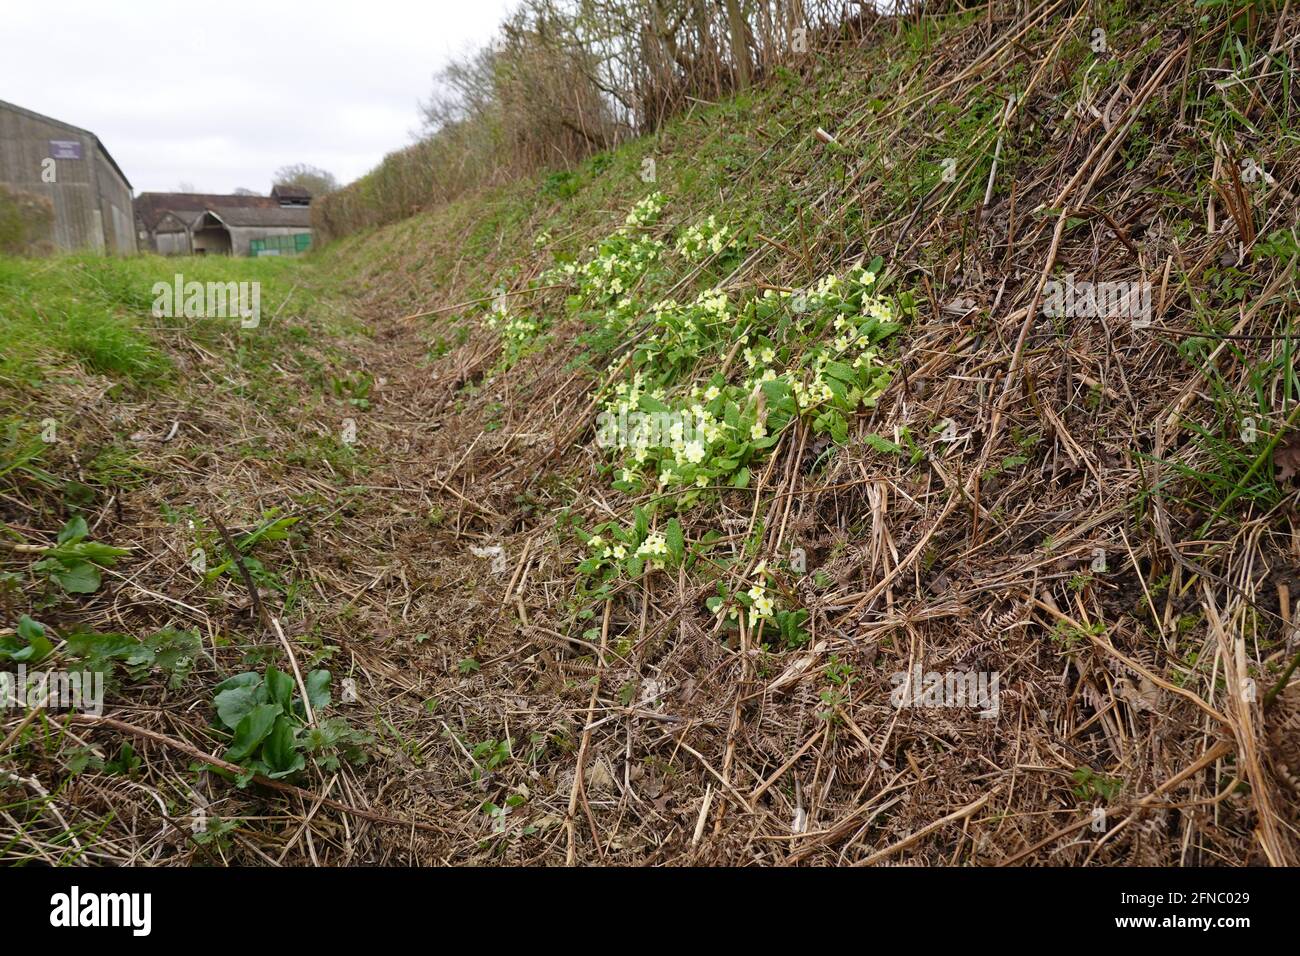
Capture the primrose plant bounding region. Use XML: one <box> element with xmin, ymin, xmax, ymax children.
<box><xmin>597</xmin><ymin>261</ymin><xmax>908</xmax><ymax>500</ymax></box>
<box><xmin>675</xmin><ymin>214</ymin><xmax>736</xmax><ymax>261</ymax></box>
<box><xmin>706</xmin><ymin>560</ymin><xmax>810</xmax><ymax>648</ymax></box>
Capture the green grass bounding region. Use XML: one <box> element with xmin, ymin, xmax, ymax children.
<box><xmin>0</xmin><ymin>253</ymin><xmax>332</xmax><ymax>393</ymax></box>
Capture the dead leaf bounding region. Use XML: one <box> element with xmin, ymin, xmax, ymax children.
<box><xmin>1117</xmin><ymin>676</ymin><xmax>1160</xmax><ymax>713</ymax></box>
<box><xmin>584</xmin><ymin>759</ymin><xmax>614</xmax><ymax>790</ymax></box>
<box><xmin>1276</xmin><ymin>434</ymin><xmax>1300</xmax><ymax>483</ymax></box>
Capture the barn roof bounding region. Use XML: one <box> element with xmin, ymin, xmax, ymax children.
<box><xmin>0</xmin><ymin>98</ymin><xmax>133</xmax><ymax>190</ymax></box>
<box><xmin>134</xmin><ymin>192</ymin><xmax>277</xmax><ymax>230</ymax></box>
<box><xmin>270</xmin><ymin>184</ymin><xmax>311</xmax><ymax>201</ymax></box>
<box><xmin>209</xmin><ymin>205</ymin><xmax>313</xmax><ymax>228</ymax></box>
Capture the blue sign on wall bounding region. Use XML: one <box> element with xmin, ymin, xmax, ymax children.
<box><xmin>49</xmin><ymin>139</ymin><xmax>83</xmax><ymax>160</ymax></box>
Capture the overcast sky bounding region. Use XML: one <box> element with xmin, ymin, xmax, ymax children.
<box><xmin>3</xmin><ymin>0</ymin><xmax>518</xmax><ymax>194</ymax></box>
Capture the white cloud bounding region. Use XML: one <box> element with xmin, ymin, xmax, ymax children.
<box><xmin>2</xmin><ymin>0</ymin><xmax>517</xmax><ymax>193</ymax></box>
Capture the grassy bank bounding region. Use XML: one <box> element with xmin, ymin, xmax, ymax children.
<box><xmin>3</xmin><ymin>0</ymin><xmax>1300</xmax><ymax>866</ymax></box>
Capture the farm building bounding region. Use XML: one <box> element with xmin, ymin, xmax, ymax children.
<box><xmin>135</xmin><ymin>187</ymin><xmax>313</xmax><ymax>256</ymax></box>
<box><xmin>0</xmin><ymin>99</ymin><xmax>136</xmax><ymax>254</ymax></box>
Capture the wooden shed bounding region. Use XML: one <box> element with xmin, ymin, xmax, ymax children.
<box><xmin>135</xmin><ymin>192</ymin><xmax>314</xmax><ymax>256</ymax></box>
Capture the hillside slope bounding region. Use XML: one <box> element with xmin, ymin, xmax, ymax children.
<box><xmin>4</xmin><ymin>1</ymin><xmax>1300</xmax><ymax>866</ymax></box>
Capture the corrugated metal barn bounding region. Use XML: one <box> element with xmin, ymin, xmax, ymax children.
<box><xmin>135</xmin><ymin>188</ymin><xmax>313</xmax><ymax>257</ymax></box>
<box><xmin>0</xmin><ymin>99</ymin><xmax>136</xmax><ymax>253</ymax></box>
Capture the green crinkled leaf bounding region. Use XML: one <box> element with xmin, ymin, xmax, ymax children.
<box><xmin>63</xmin><ymin>541</ymin><xmax>131</xmax><ymax>565</ymax></box>
<box><xmin>822</xmin><ymin>360</ymin><xmax>857</xmax><ymax>385</ymax></box>
<box><xmin>863</xmin><ymin>434</ymin><xmax>903</xmax><ymax>455</ymax></box>
<box><xmin>143</xmin><ymin>628</ymin><xmax>201</xmax><ymax>688</ymax></box>
<box><xmin>66</xmin><ymin>630</ymin><xmax>143</xmax><ymax>660</ymax></box>
<box><xmin>67</xmin><ymin>630</ymin><xmax>153</xmax><ymax>676</ymax></box>
<box><xmin>816</xmin><ymin>410</ymin><xmax>849</xmax><ymax>443</ymax></box>
<box><xmin>665</xmin><ymin>519</ymin><xmax>684</xmax><ymax>563</ymax></box>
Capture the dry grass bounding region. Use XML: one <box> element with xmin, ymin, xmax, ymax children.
<box><xmin>4</xmin><ymin>0</ymin><xmax>1300</xmax><ymax>866</ymax></box>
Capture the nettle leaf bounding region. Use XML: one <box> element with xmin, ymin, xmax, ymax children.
<box><xmin>225</xmin><ymin>703</ymin><xmax>281</xmax><ymax>762</ymax></box>
<box><xmin>816</xmin><ymin>410</ymin><xmax>849</xmax><ymax>443</ymax></box>
<box><xmin>66</xmin><ymin>630</ymin><xmax>153</xmax><ymax>675</ymax></box>
<box><xmin>768</xmin><ymin>408</ymin><xmax>794</xmax><ymax>433</ymax></box>
<box><xmin>67</xmin><ymin>629</ymin><xmax>142</xmax><ymax>660</ymax></box>
<box><xmin>143</xmin><ymin>628</ymin><xmax>201</xmax><ymax>688</ymax></box>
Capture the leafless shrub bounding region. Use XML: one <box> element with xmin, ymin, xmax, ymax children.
<box><xmin>316</xmin><ymin>0</ymin><xmax>887</xmax><ymax>241</ymax></box>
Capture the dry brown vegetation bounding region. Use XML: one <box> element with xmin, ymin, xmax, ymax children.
<box><xmin>4</xmin><ymin>0</ymin><xmax>1300</xmax><ymax>867</ymax></box>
